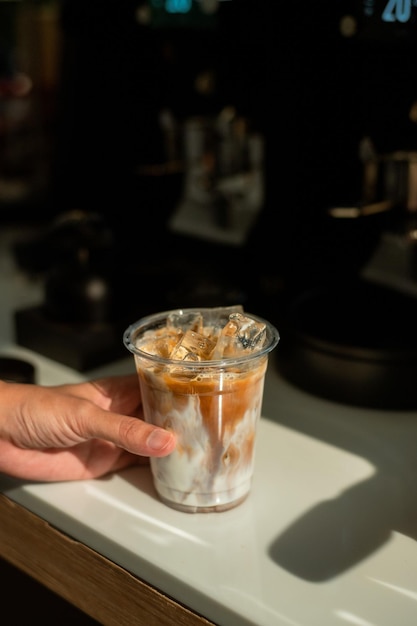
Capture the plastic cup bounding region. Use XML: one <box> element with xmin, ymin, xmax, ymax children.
<box><xmin>123</xmin><ymin>307</ymin><xmax>279</xmax><ymax>513</ymax></box>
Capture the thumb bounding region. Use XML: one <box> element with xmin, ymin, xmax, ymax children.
<box><xmin>83</xmin><ymin>410</ymin><xmax>176</xmax><ymax>458</ymax></box>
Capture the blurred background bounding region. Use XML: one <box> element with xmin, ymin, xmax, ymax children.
<box><xmin>1</xmin><ymin>0</ymin><xmax>417</xmax><ymax>399</ymax></box>
<box><xmin>2</xmin><ymin>0</ymin><xmax>417</xmax><ymax>286</ymax></box>
<box><xmin>2</xmin><ymin>1</ymin><xmax>417</xmax><ymax>276</ymax></box>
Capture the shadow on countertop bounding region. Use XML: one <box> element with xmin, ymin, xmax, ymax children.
<box><xmin>263</xmin><ymin>366</ymin><xmax>417</xmax><ymax>582</ymax></box>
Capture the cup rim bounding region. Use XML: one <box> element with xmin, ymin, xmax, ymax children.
<box><xmin>123</xmin><ymin>307</ymin><xmax>280</xmax><ymax>369</ymax></box>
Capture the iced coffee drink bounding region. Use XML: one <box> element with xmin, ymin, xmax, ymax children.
<box><xmin>123</xmin><ymin>306</ymin><xmax>279</xmax><ymax>513</ymax></box>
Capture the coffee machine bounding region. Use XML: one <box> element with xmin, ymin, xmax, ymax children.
<box><xmin>265</xmin><ymin>0</ymin><xmax>417</xmax><ymax>409</ymax></box>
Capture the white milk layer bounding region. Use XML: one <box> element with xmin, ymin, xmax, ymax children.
<box><xmin>138</xmin><ymin>363</ymin><xmax>266</xmax><ymax>512</ymax></box>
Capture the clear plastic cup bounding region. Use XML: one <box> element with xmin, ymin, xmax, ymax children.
<box><xmin>123</xmin><ymin>306</ymin><xmax>279</xmax><ymax>513</ymax></box>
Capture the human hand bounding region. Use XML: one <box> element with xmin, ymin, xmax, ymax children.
<box><xmin>0</xmin><ymin>374</ymin><xmax>176</xmax><ymax>481</ymax></box>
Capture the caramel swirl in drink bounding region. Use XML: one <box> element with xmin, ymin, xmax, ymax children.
<box><xmin>123</xmin><ymin>306</ymin><xmax>279</xmax><ymax>513</ymax></box>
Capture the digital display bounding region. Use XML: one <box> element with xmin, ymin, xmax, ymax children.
<box><xmin>360</xmin><ymin>0</ymin><xmax>417</xmax><ymax>41</ymax></box>
<box><xmin>364</xmin><ymin>0</ymin><xmax>415</xmax><ymax>22</ymax></box>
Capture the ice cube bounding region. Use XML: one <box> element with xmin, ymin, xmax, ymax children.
<box><xmin>211</xmin><ymin>312</ymin><xmax>266</xmax><ymax>359</ymax></box>
<box><xmin>138</xmin><ymin>330</ymin><xmax>181</xmax><ymax>358</ymax></box>
<box><xmin>199</xmin><ymin>304</ymin><xmax>245</xmax><ymax>341</ymax></box>
<box><xmin>209</xmin><ymin>333</ymin><xmax>235</xmax><ymax>360</ymax></box>
<box><xmin>229</xmin><ymin>313</ymin><xmax>266</xmax><ymax>349</ymax></box>
<box><xmin>201</xmin><ymin>304</ymin><xmax>244</xmax><ymax>328</ymax></box>
<box><xmin>167</xmin><ymin>310</ymin><xmax>203</xmax><ymax>333</ymax></box>
<box><xmin>154</xmin><ymin>332</ymin><xmax>182</xmax><ymax>358</ymax></box>
<box><xmin>170</xmin><ymin>330</ymin><xmax>216</xmax><ymax>361</ymax></box>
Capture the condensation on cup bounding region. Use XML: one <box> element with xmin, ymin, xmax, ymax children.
<box><xmin>123</xmin><ymin>305</ymin><xmax>279</xmax><ymax>513</ymax></box>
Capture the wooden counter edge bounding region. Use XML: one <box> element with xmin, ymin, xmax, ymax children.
<box><xmin>0</xmin><ymin>493</ymin><xmax>216</xmax><ymax>626</ymax></box>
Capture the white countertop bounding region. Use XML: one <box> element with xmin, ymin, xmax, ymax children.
<box><xmin>1</xmin><ymin>227</ymin><xmax>417</xmax><ymax>625</ymax></box>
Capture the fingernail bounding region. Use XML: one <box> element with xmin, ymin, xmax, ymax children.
<box><xmin>147</xmin><ymin>428</ymin><xmax>174</xmax><ymax>451</ymax></box>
